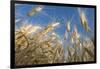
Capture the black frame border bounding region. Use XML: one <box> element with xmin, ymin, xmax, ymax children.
<box><xmin>10</xmin><ymin>1</ymin><xmax>97</xmax><ymax>68</ymax></box>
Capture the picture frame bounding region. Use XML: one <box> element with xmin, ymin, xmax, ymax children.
<box><xmin>11</xmin><ymin>1</ymin><xmax>97</xmax><ymax>68</ymax></box>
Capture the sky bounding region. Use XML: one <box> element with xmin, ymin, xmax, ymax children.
<box><xmin>15</xmin><ymin>3</ymin><xmax>95</xmax><ymax>47</ymax></box>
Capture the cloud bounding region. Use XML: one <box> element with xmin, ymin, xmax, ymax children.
<box><xmin>15</xmin><ymin>18</ymin><xmax>21</xmax><ymax>23</ymax></box>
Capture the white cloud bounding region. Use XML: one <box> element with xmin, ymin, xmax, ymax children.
<box><xmin>15</xmin><ymin>18</ymin><xmax>21</xmax><ymax>23</ymax></box>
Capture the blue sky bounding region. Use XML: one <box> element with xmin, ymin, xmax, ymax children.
<box><xmin>15</xmin><ymin>4</ymin><xmax>95</xmax><ymax>43</ymax></box>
